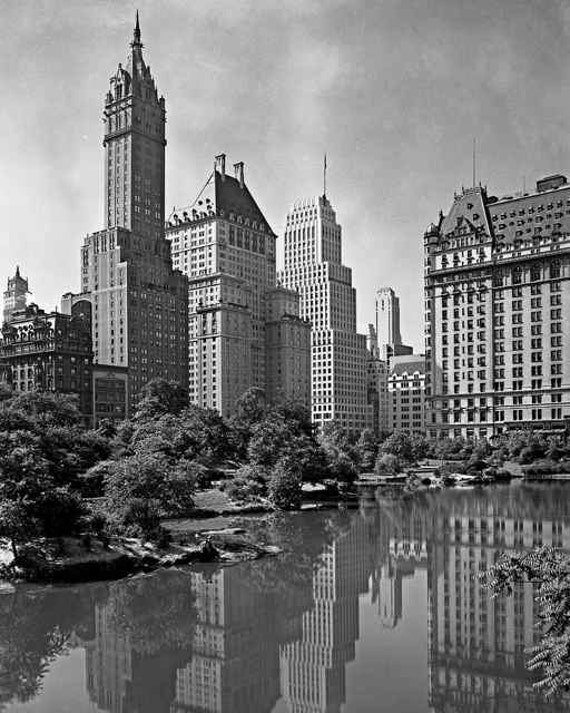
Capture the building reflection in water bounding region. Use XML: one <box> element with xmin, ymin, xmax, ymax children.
<box><xmin>279</xmin><ymin>517</ymin><xmax>369</xmax><ymax>713</ymax></box>
<box><xmin>427</xmin><ymin>487</ymin><xmax>570</xmax><ymax>713</ymax></box>
<box><xmin>76</xmin><ymin>487</ymin><xmax>570</xmax><ymax>713</ymax></box>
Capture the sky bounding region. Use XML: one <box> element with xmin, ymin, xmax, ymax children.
<box><xmin>2</xmin><ymin>0</ymin><xmax>570</xmax><ymax>350</ymax></box>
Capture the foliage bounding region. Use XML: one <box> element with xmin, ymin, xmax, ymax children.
<box><xmin>223</xmin><ymin>463</ymin><xmax>269</xmax><ymax>502</ymax></box>
<box><xmin>134</xmin><ymin>378</ymin><xmax>188</xmax><ymax>421</ymax></box>
<box><xmin>374</xmin><ymin>452</ymin><xmax>401</xmax><ymax>475</ymax></box>
<box><xmin>355</xmin><ymin>429</ymin><xmax>378</xmax><ymax>472</ymax></box>
<box><xmin>268</xmin><ymin>458</ymin><xmax>303</xmax><ymax>510</ymax></box>
<box><xmin>103</xmin><ymin>452</ymin><xmax>194</xmax><ymax>539</ymax></box>
<box><xmin>379</xmin><ymin>431</ymin><xmax>415</xmax><ymax>463</ymax></box>
<box><xmin>486</xmin><ymin>546</ymin><xmax>570</xmax><ymax>695</ymax></box>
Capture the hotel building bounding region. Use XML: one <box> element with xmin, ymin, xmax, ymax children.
<box><xmin>279</xmin><ymin>194</ymin><xmax>371</xmax><ymax>433</ymax></box>
<box><xmin>165</xmin><ymin>156</ymin><xmax>310</xmax><ymax>417</ymax></box>
<box><xmin>63</xmin><ymin>16</ymin><xmax>188</xmax><ymax>411</ymax></box>
<box><xmin>424</xmin><ymin>174</ymin><xmax>570</xmax><ymax>440</ymax></box>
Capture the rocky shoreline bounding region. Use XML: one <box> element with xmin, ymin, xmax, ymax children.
<box><xmin>0</xmin><ymin>530</ymin><xmax>282</xmax><ymax>584</ymax></box>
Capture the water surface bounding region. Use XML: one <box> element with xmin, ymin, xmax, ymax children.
<box><xmin>2</xmin><ymin>484</ymin><xmax>570</xmax><ymax>713</ymax></box>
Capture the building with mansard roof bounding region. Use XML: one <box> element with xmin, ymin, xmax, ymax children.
<box><xmin>424</xmin><ymin>174</ymin><xmax>570</xmax><ymax>439</ymax></box>
<box><xmin>165</xmin><ymin>156</ymin><xmax>310</xmax><ymax>416</ymax></box>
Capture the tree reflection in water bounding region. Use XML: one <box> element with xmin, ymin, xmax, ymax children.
<box><xmin>3</xmin><ymin>488</ymin><xmax>570</xmax><ymax>713</ymax></box>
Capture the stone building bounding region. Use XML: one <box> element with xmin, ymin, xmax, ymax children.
<box><xmin>0</xmin><ymin>302</ymin><xmax>93</xmax><ymax>420</ymax></box>
<box><xmin>424</xmin><ymin>174</ymin><xmax>570</xmax><ymax>439</ymax></box>
<box><xmin>3</xmin><ymin>266</ymin><xmax>29</xmax><ymax>325</ymax></box>
<box><xmin>366</xmin><ymin>324</ymin><xmax>390</xmax><ymax>436</ymax></box>
<box><xmin>165</xmin><ymin>156</ymin><xmax>310</xmax><ymax>417</ymax></box>
<box><xmin>279</xmin><ymin>193</ymin><xmax>371</xmax><ymax>434</ymax></box>
<box><xmin>63</xmin><ymin>15</ymin><xmax>188</xmax><ymax>412</ymax></box>
<box><xmin>388</xmin><ymin>354</ymin><xmax>426</xmax><ymax>434</ymax></box>
<box><xmin>375</xmin><ymin>287</ymin><xmax>412</xmax><ymax>364</ymax></box>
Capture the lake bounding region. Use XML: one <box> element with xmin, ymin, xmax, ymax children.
<box><xmin>2</xmin><ymin>484</ymin><xmax>570</xmax><ymax>713</ymax></box>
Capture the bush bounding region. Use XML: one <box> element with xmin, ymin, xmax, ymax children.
<box><xmin>223</xmin><ymin>464</ymin><xmax>269</xmax><ymax>502</ymax></box>
<box><xmin>374</xmin><ymin>453</ymin><xmax>401</xmax><ymax>475</ymax></box>
<box><xmin>268</xmin><ymin>460</ymin><xmax>302</xmax><ymax>510</ymax></box>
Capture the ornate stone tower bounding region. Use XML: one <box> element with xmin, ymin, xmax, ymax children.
<box><xmin>103</xmin><ymin>12</ymin><xmax>166</xmax><ymax>240</ymax></box>
<box><xmin>63</xmin><ymin>15</ymin><xmax>188</xmax><ymax>411</ymax></box>
<box><xmin>3</xmin><ymin>266</ymin><xmax>29</xmax><ymax>324</ymax></box>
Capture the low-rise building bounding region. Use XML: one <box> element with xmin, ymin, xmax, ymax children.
<box><xmin>0</xmin><ymin>302</ymin><xmax>93</xmax><ymax>421</ymax></box>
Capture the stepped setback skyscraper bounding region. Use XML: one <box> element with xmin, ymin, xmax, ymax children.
<box><xmin>62</xmin><ymin>16</ymin><xmax>188</xmax><ymax>410</ymax></box>
<box><xmin>279</xmin><ymin>192</ymin><xmax>371</xmax><ymax>433</ymax></box>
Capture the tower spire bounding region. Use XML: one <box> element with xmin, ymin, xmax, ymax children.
<box><xmin>132</xmin><ymin>10</ymin><xmax>142</xmax><ymax>47</ymax></box>
<box><xmin>323</xmin><ymin>153</ymin><xmax>327</xmax><ymax>199</ymax></box>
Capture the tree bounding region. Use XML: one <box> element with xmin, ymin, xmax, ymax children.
<box><xmin>6</xmin><ymin>391</ymin><xmax>82</xmax><ymax>427</ymax></box>
<box><xmin>486</xmin><ymin>546</ymin><xmax>570</xmax><ymax>695</ymax></box>
<box><xmin>134</xmin><ymin>379</ymin><xmax>188</xmax><ymax>421</ymax></box>
<box><xmin>268</xmin><ymin>458</ymin><xmax>302</xmax><ymax>510</ymax></box>
<box><xmin>355</xmin><ymin>429</ymin><xmax>378</xmax><ymax>472</ymax></box>
<box><xmin>103</xmin><ymin>452</ymin><xmax>195</xmax><ymax>538</ymax></box>
<box><xmin>379</xmin><ymin>431</ymin><xmax>414</xmax><ymax>463</ymax></box>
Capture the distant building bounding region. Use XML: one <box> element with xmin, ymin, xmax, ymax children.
<box><xmin>375</xmin><ymin>287</ymin><xmax>413</xmax><ymax>364</ymax></box>
<box><xmin>424</xmin><ymin>173</ymin><xmax>570</xmax><ymax>439</ymax></box>
<box><xmin>388</xmin><ymin>354</ymin><xmax>426</xmax><ymax>434</ymax></box>
<box><xmin>63</xmin><ymin>16</ymin><xmax>188</xmax><ymax>413</ymax></box>
<box><xmin>3</xmin><ymin>266</ymin><xmax>29</xmax><ymax>324</ymax></box>
<box><xmin>265</xmin><ymin>287</ymin><xmax>311</xmax><ymax>408</ymax></box>
<box><xmin>165</xmin><ymin>155</ymin><xmax>310</xmax><ymax>417</ymax></box>
<box><xmin>366</xmin><ymin>324</ymin><xmax>390</xmax><ymax>436</ymax></box>
<box><xmin>279</xmin><ymin>193</ymin><xmax>371</xmax><ymax>434</ymax></box>
<box><xmin>0</xmin><ymin>302</ymin><xmax>93</xmax><ymax>420</ymax></box>
<box><xmin>92</xmin><ymin>364</ymin><xmax>129</xmax><ymax>425</ymax></box>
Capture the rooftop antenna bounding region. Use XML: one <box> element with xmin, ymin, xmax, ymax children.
<box><xmin>523</xmin><ymin>175</ymin><xmax>526</xmax><ymax>193</ymax></box>
<box><xmin>323</xmin><ymin>153</ymin><xmax>327</xmax><ymax>199</ymax></box>
<box><xmin>472</xmin><ymin>137</ymin><xmax>476</xmax><ymax>188</ymax></box>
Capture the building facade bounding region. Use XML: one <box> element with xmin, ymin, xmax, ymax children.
<box><xmin>375</xmin><ymin>287</ymin><xmax>412</xmax><ymax>363</ymax></box>
<box><xmin>165</xmin><ymin>155</ymin><xmax>310</xmax><ymax>417</ymax></box>
<box><xmin>366</xmin><ymin>324</ymin><xmax>390</xmax><ymax>436</ymax></box>
<box><xmin>425</xmin><ymin>174</ymin><xmax>570</xmax><ymax>440</ymax></box>
<box><xmin>63</xmin><ymin>16</ymin><xmax>188</xmax><ymax>412</ymax></box>
<box><xmin>3</xmin><ymin>267</ymin><xmax>29</xmax><ymax>325</ymax></box>
<box><xmin>388</xmin><ymin>354</ymin><xmax>426</xmax><ymax>434</ymax></box>
<box><xmin>0</xmin><ymin>303</ymin><xmax>93</xmax><ymax>419</ymax></box>
<box><xmin>279</xmin><ymin>194</ymin><xmax>371</xmax><ymax>433</ymax></box>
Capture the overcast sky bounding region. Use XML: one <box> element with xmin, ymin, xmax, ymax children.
<box><xmin>1</xmin><ymin>0</ymin><xmax>570</xmax><ymax>349</ymax></box>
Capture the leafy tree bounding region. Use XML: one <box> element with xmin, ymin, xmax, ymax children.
<box><xmin>355</xmin><ymin>429</ymin><xmax>378</xmax><ymax>472</ymax></box>
<box><xmin>379</xmin><ymin>431</ymin><xmax>414</xmax><ymax>463</ymax></box>
<box><xmin>134</xmin><ymin>379</ymin><xmax>188</xmax><ymax>421</ymax></box>
<box><xmin>103</xmin><ymin>452</ymin><xmax>195</xmax><ymax>538</ymax></box>
<box><xmin>268</xmin><ymin>457</ymin><xmax>302</xmax><ymax>510</ymax></box>
<box><xmin>6</xmin><ymin>391</ymin><xmax>82</xmax><ymax>427</ymax></box>
<box><xmin>486</xmin><ymin>546</ymin><xmax>570</xmax><ymax>696</ymax></box>
<box><xmin>374</xmin><ymin>452</ymin><xmax>401</xmax><ymax>475</ymax></box>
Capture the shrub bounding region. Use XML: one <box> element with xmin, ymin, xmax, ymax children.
<box><xmin>374</xmin><ymin>453</ymin><xmax>401</xmax><ymax>475</ymax></box>
<box><xmin>268</xmin><ymin>459</ymin><xmax>302</xmax><ymax>510</ymax></box>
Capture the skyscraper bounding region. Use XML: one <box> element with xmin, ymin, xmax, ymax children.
<box><xmin>375</xmin><ymin>287</ymin><xmax>412</xmax><ymax>364</ymax></box>
<box><xmin>62</xmin><ymin>15</ymin><xmax>188</xmax><ymax>411</ymax></box>
<box><xmin>165</xmin><ymin>156</ymin><xmax>310</xmax><ymax>416</ymax></box>
<box><xmin>3</xmin><ymin>266</ymin><xmax>28</xmax><ymax>324</ymax></box>
<box><xmin>279</xmin><ymin>192</ymin><xmax>371</xmax><ymax>433</ymax></box>
<box><xmin>424</xmin><ymin>174</ymin><xmax>570</xmax><ymax>439</ymax></box>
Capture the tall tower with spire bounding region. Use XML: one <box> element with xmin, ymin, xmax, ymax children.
<box><xmin>62</xmin><ymin>15</ymin><xmax>188</xmax><ymax>411</ymax></box>
<box><xmin>279</xmin><ymin>189</ymin><xmax>372</xmax><ymax>433</ymax></box>
<box><xmin>103</xmin><ymin>11</ymin><xmax>166</xmax><ymax>239</ymax></box>
<box><xmin>3</xmin><ymin>266</ymin><xmax>29</xmax><ymax>324</ymax></box>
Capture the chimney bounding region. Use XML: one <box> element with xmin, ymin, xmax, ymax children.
<box><xmin>214</xmin><ymin>153</ymin><xmax>226</xmax><ymax>180</ymax></box>
<box><xmin>234</xmin><ymin>161</ymin><xmax>245</xmax><ymax>189</ymax></box>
